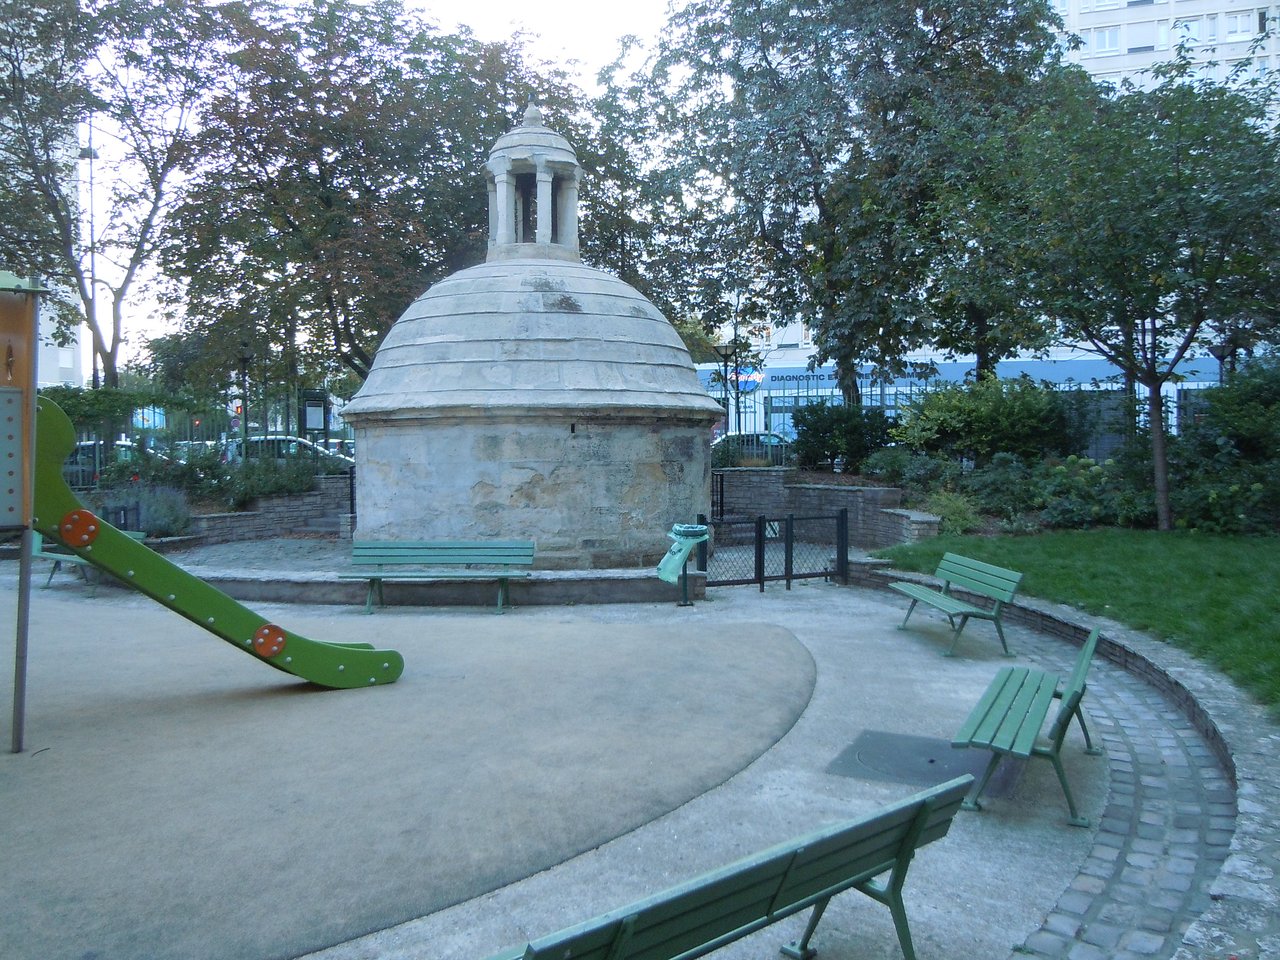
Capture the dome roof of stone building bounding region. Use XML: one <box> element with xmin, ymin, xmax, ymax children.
<box><xmin>488</xmin><ymin>102</ymin><xmax>576</xmax><ymax>166</ymax></box>
<box><xmin>342</xmin><ymin>257</ymin><xmax>723</xmax><ymax>420</ymax></box>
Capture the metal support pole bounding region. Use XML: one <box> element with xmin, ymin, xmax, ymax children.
<box><xmin>12</xmin><ymin>526</ymin><xmax>33</xmax><ymax>752</ymax></box>
<box><xmin>754</xmin><ymin>515</ymin><xmax>766</xmax><ymax>592</ymax></box>
<box><xmin>695</xmin><ymin>513</ymin><xmax>708</xmax><ymax>573</ymax></box>
<box><xmin>784</xmin><ymin>514</ymin><xmax>794</xmax><ymax>590</ymax></box>
<box><xmin>837</xmin><ymin>507</ymin><xmax>849</xmax><ymax>584</ymax></box>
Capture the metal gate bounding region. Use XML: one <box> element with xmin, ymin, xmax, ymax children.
<box><xmin>696</xmin><ymin>509</ymin><xmax>849</xmax><ymax>590</ymax></box>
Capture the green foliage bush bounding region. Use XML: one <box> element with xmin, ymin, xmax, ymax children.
<box><xmin>98</xmin><ymin>448</ymin><xmax>317</xmax><ymax>511</ymax></box>
<box><xmin>83</xmin><ymin>484</ymin><xmax>190</xmax><ymax>537</ymax></box>
<box><xmin>862</xmin><ymin>448</ymin><xmax>961</xmax><ymax>501</ymax></box>
<box><xmin>925</xmin><ymin>490</ymin><xmax>983</xmax><ymax>535</ymax></box>
<box><xmin>961</xmin><ymin>453</ymin><xmax>1035</xmax><ymax>520</ymax></box>
<box><xmin>136</xmin><ymin>485</ymin><xmax>191</xmax><ymax>537</ymax></box>
<box><xmin>893</xmin><ymin>376</ymin><xmax>1086</xmax><ymax>465</ymax></box>
<box><xmin>1166</xmin><ymin>361</ymin><xmax>1280</xmax><ymax>533</ymax></box>
<box><xmin>792</xmin><ymin>400</ymin><xmax>891</xmax><ymax>470</ymax></box>
<box><xmin>222</xmin><ymin>459</ymin><xmax>317</xmax><ymax>509</ymax></box>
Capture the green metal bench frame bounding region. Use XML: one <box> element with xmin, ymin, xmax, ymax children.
<box><xmin>952</xmin><ymin>628</ymin><xmax>1104</xmax><ymax>826</ymax></box>
<box><xmin>36</xmin><ymin>529</ymin><xmax>146</xmax><ymax>595</ymax></box>
<box><xmin>339</xmin><ymin>540</ymin><xmax>536</xmax><ymax>614</ymax></box>
<box><xmin>485</xmin><ymin>776</ymin><xmax>973</xmax><ymax>960</ymax></box>
<box><xmin>888</xmin><ymin>553</ymin><xmax>1023</xmax><ymax>656</ymax></box>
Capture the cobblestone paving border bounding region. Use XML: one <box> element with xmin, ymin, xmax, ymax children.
<box><xmin>854</xmin><ymin>563</ymin><xmax>1279</xmax><ymax>960</ymax></box>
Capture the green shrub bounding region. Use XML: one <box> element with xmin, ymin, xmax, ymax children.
<box><xmin>925</xmin><ymin>490</ymin><xmax>983</xmax><ymax>535</ymax></box>
<box><xmin>862</xmin><ymin>448</ymin><xmax>960</xmax><ymax>502</ymax></box>
<box><xmin>222</xmin><ymin>458</ymin><xmax>316</xmax><ymax>509</ymax></box>
<box><xmin>136</xmin><ymin>485</ymin><xmax>191</xmax><ymax>537</ymax></box>
<box><xmin>893</xmin><ymin>376</ymin><xmax>1086</xmax><ymax>465</ymax></box>
<box><xmin>961</xmin><ymin>453</ymin><xmax>1035</xmax><ymax>520</ymax></box>
<box><xmin>792</xmin><ymin>400</ymin><xmax>891</xmax><ymax>470</ymax></box>
<box><xmin>1165</xmin><ymin>361</ymin><xmax>1280</xmax><ymax>533</ymax></box>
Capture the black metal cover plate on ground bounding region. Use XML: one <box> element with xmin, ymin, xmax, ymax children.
<box><xmin>826</xmin><ymin>730</ymin><xmax>1021</xmax><ymax>797</ymax></box>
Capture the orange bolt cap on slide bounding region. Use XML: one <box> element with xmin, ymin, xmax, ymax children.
<box><xmin>253</xmin><ymin>625</ymin><xmax>287</xmax><ymax>658</ymax></box>
<box><xmin>60</xmin><ymin>509</ymin><xmax>100</xmax><ymax>546</ymax></box>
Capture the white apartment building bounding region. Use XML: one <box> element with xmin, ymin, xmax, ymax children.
<box><xmin>1055</xmin><ymin>0</ymin><xmax>1276</xmax><ymax>87</ymax></box>
<box><xmin>37</xmin><ymin>314</ymin><xmax>83</xmax><ymax>388</ymax></box>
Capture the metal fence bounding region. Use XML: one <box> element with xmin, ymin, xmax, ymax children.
<box><xmin>696</xmin><ymin>509</ymin><xmax>849</xmax><ymax>590</ymax></box>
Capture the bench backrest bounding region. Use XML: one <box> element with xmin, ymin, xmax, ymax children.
<box><xmin>1046</xmin><ymin>628</ymin><xmax>1101</xmax><ymax>746</ymax></box>
<box><xmin>351</xmin><ymin>540</ymin><xmax>535</xmax><ymax>568</ymax></box>
<box><xmin>511</xmin><ymin>776</ymin><xmax>973</xmax><ymax>960</ymax></box>
<box><xmin>937</xmin><ymin>553</ymin><xmax>1022</xmax><ymax>604</ymax></box>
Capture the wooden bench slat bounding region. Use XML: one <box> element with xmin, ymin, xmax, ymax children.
<box><xmin>953</xmin><ymin>629</ymin><xmax>1104</xmax><ymax>826</ymax></box>
<box><xmin>493</xmin><ymin>776</ymin><xmax>973</xmax><ymax>960</ymax></box>
<box><xmin>347</xmin><ymin>539</ymin><xmax>536</xmax><ymax>613</ymax></box>
<box><xmin>1006</xmin><ymin>674</ymin><xmax>1059</xmax><ymax>757</ymax></box>
<box><xmin>960</xmin><ymin>668</ymin><xmax>1028</xmax><ymax>748</ymax></box>
<box><xmin>890</xmin><ymin>552</ymin><xmax>1023</xmax><ymax>656</ymax></box>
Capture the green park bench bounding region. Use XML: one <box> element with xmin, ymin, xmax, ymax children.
<box><xmin>888</xmin><ymin>553</ymin><xmax>1023</xmax><ymax>656</ymax></box>
<box><xmin>952</xmin><ymin>628</ymin><xmax>1104</xmax><ymax>827</ymax></box>
<box><xmin>484</xmin><ymin>775</ymin><xmax>973</xmax><ymax>960</ymax></box>
<box><xmin>35</xmin><ymin>529</ymin><xmax>147</xmax><ymax>595</ymax></box>
<box><xmin>339</xmin><ymin>539</ymin><xmax>536</xmax><ymax>614</ymax></box>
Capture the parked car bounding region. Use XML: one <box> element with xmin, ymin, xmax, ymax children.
<box><xmin>710</xmin><ymin>431</ymin><xmax>794</xmax><ymax>465</ymax></box>
<box><xmin>225</xmin><ymin>434</ymin><xmax>355</xmax><ymax>468</ymax></box>
<box><xmin>323</xmin><ymin>438</ymin><xmax>355</xmax><ymax>459</ymax></box>
<box><xmin>61</xmin><ymin>440</ymin><xmax>146</xmax><ymax>489</ymax></box>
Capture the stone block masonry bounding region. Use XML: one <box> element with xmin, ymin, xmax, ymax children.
<box><xmin>188</xmin><ymin>474</ymin><xmax>351</xmax><ymax>545</ymax></box>
<box><xmin>713</xmin><ymin>469</ymin><xmax>940</xmax><ymax>549</ymax></box>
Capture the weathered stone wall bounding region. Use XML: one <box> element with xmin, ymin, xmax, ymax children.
<box><xmin>355</xmin><ymin>417</ymin><xmax>712</xmax><ymax>569</ymax></box>
<box><xmin>712</xmin><ymin>469</ymin><xmax>939</xmax><ymax>549</ymax></box>
<box><xmin>188</xmin><ymin>474</ymin><xmax>351</xmax><ymax>545</ymax></box>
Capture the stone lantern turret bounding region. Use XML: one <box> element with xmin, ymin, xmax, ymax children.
<box><xmin>486</xmin><ymin>103</ymin><xmax>580</xmax><ymax>260</ymax></box>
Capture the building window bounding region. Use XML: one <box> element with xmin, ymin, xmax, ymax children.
<box><xmin>1095</xmin><ymin>0</ymin><xmax>1122</xmax><ymax>8</ymax></box>
<box><xmin>1089</xmin><ymin>25</ymin><xmax>1122</xmax><ymax>53</ymax></box>
<box><xmin>1128</xmin><ymin>20</ymin><xmax>1157</xmax><ymax>51</ymax></box>
<box><xmin>1175</xmin><ymin>15</ymin><xmax>1218</xmax><ymax>44</ymax></box>
<box><xmin>1224</xmin><ymin>10</ymin><xmax>1262</xmax><ymax>39</ymax></box>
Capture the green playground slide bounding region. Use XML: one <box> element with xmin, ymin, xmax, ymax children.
<box><xmin>31</xmin><ymin>397</ymin><xmax>404</xmax><ymax>689</ymax></box>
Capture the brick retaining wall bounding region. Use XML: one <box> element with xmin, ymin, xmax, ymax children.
<box><xmin>713</xmin><ymin>469</ymin><xmax>940</xmax><ymax>548</ymax></box>
<box><xmin>189</xmin><ymin>474</ymin><xmax>352</xmax><ymax>544</ymax></box>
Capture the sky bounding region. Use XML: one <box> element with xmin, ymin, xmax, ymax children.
<box><xmin>407</xmin><ymin>0</ymin><xmax>673</xmax><ymax>90</ymax></box>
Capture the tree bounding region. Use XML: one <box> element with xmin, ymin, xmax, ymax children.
<box><xmin>1015</xmin><ymin>63</ymin><xmax>1280</xmax><ymax>530</ymax></box>
<box><xmin>641</xmin><ymin>0</ymin><xmax>1062</xmax><ymax>399</ymax></box>
<box><xmin>0</xmin><ymin>0</ymin><xmax>224</xmax><ymax>386</ymax></box>
<box><xmin>159</xmin><ymin>0</ymin><xmax>580</xmax><ymax>387</ymax></box>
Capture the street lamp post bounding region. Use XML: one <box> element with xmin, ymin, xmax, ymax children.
<box><xmin>236</xmin><ymin>341</ymin><xmax>254</xmax><ymax>453</ymax></box>
<box><xmin>79</xmin><ymin>118</ymin><xmax>99</xmax><ymax>390</ymax></box>
<box><xmin>713</xmin><ymin>341</ymin><xmax>735</xmax><ymax>435</ymax></box>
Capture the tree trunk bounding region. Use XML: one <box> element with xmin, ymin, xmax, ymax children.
<box><xmin>837</xmin><ymin>361</ymin><xmax>862</xmax><ymax>406</ymax></box>
<box><xmin>967</xmin><ymin>302</ymin><xmax>996</xmax><ymax>380</ymax></box>
<box><xmin>1148</xmin><ymin>383</ymin><xmax>1172</xmax><ymax>531</ymax></box>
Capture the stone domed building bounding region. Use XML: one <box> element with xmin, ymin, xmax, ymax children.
<box><xmin>341</xmin><ymin>104</ymin><xmax>722</xmax><ymax>569</ymax></box>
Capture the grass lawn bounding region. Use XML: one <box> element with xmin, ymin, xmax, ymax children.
<box><xmin>875</xmin><ymin>529</ymin><xmax>1280</xmax><ymax>714</ymax></box>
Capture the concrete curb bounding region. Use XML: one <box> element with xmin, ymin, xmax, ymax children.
<box><xmin>849</xmin><ymin>561</ymin><xmax>1280</xmax><ymax>960</ymax></box>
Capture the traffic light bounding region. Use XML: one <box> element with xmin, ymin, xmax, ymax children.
<box><xmin>234</xmin><ymin>403</ymin><xmax>243</xmax><ymax>416</ymax></box>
